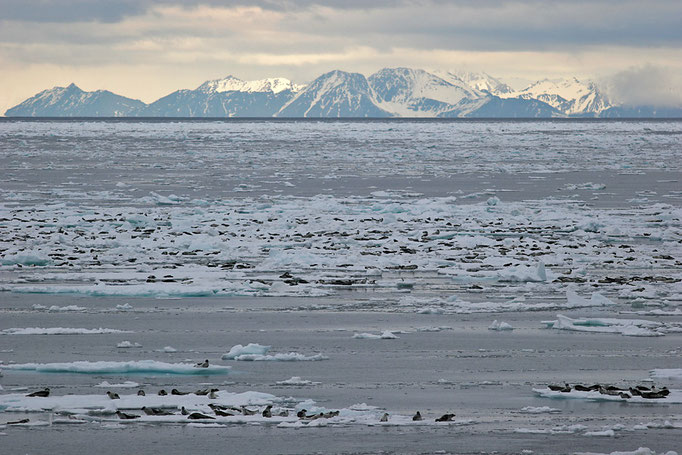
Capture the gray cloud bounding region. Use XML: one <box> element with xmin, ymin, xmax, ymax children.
<box><xmin>604</xmin><ymin>65</ymin><xmax>682</xmax><ymax>107</ymax></box>
<box><xmin>0</xmin><ymin>0</ymin><xmax>679</xmax><ymax>52</ymax></box>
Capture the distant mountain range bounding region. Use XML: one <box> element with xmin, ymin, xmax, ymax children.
<box><xmin>6</xmin><ymin>68</ymin><xmax>681</xmax><ymax>118</ymax></box>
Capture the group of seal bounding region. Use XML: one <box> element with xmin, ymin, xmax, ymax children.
<box><xmin>376</xmin><ymin>411</ymin><xmax>455</xmax><ymax>423</ymax></box>
<box><xmin>111</xmin><ymin>396</ymin><xmax>283</xmax><ymax>421</ymax></box>
<box><xmin>20</xmin><ymin>387</ymin><xmax>456</xmax><ymax>424</ymax></box>
<box><xmin>296</xmin><ymin>409</ymin><xmax>340</xmax><ymax>420</ymax></box>
<box><xmin>547</xmin><ymin>383</ymin><xmax>670</xmax><ymax>399</ymax></box>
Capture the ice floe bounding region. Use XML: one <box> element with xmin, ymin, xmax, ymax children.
<box><xmin>0</xmin><ymin>388</ymin><xmax>471</xmax><ymax>429</ymax></box>
<box><xmin>275</xmin><ymin>377</ymin><xmax>320</xmax><ymax>386</ymax></box>
<box><xmin>577</xmin><ymin>448</ymin><xmax>678</xmax><ymax>455</ymax></box>
<box><xmin>32</xmin><ymin>304</ymin><xmax>87</xmax><ymax>312</ymax></box>
<box><xmin>517</xmin><ymin>406</ymin><xmax>561</xmax><ymax>414</ymax></box>
<box><xmin>1</xmin><ymin>327</ymin><xmax>131</xmax><ymax>335</ymax></box>
<box><xmin>2</xmin><ymin>188</ymin><xmax>679</xmax><ymax>310</ymax></box>
<box><xmin>488</xmin><ymin>320</ymin><xmax>514</xmax><ymax>331</ymax></box>
<box><xmin>543</xmin><ymin>314</ymin><xmax>671</xmax><ymax>337</ymax></box>
<box><xmin>352</xmin><ymin>331</ymin><xmax>398</xmax><ymax>339</ymax></box>
<box><xmin>116</xmin><ymin>341</ymin><xmax>142</xmax><ymax>348</ymax></box>
<box><xmin>533</xmin><ymin>387</ymin><xmax>682</xmax><ymax>404</ymax></box>
<box><xmin>221</xmin><ymin>344</ymin><xmax>327</xmax><ymax>361</ymax></box>
<box><xmin>222</xmin><ymin>343</ymin><xmax>271</xmax><ymax>360</ymax></box>
<box><xmin>1</xmin><ymin>360</ymin><xmax>231</xmax><ymax>375</ymax></box>
<box><xmin>231</xmin><ymin>353</ymin><xmax>328</xmax><ymax>362</ymax></box>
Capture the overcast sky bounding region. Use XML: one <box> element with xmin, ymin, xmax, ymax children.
<box><xmin>1</xmin><ymin>0</ymin><xmax>681</xmax><ymax>112</ymax></box>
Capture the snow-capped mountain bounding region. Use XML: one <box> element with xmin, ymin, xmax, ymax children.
<box><xmin>500</xmin><ymin>77</ymin><xmax>611</xmax><ymax>116</ymax></box>
<box><xmin>5</xmin><ymin>83</ymin><xmax>144</xmax><ymax>117</ymax></box>
<box><xmin>436</xmin><ymin>71</ymin><xmax>513</xmax><ymax>95</ymax></box>
<box><xmin>140</xmin><ymin>75</ymin><xmax>303</xmax><ymax>117</ymax></box>
<box><xmin>278</xmin><ymin>70</ymin><xmax>392</xmax><ymax>117</ymax></box>
<box><xmin>5</xmin><ymin>68</ymin><xmax>675</xmax><ymax>118</ymax></box>
<box><xmin>368</xmin><ymin>67</ymin><xmax>484</xmax><ymax>117</ymax></box>
<box><xmin>140</xmin><ymin>89</ymin><xmax>292</xmax><ymax>117</ymax></box>
<box><xmin>197</xmin><ymin>76</ymin><xmax>305</xmax><ymax>94</ymax></box>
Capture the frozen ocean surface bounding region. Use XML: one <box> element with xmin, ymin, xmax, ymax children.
<box><xmin>0</xmin><ymin>119</ymin><xmax>680</xmax><ymax>454</ymax></box>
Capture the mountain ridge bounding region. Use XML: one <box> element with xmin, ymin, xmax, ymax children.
<box><xmin>6</xmin><ymin>68</ymin><xmax>681</xmax><ymax>118</ymax></box>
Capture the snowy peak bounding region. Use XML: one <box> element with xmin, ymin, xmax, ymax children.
<box><xmin>368</xmin><ymin>68</ymin><xmax>484</xmax><ymax>116</ymax></box>
<box><xmin>514</xmin><ymin>77</ymin><xmax>592</xmax><ymax>102</ymax></box>
<box><xmin>278</xmin><ymin>70</ymin><xmax>391</xmax><ymax>117</ymax></box>
<box><xmin>439</xmin><ymin>71</ymin><xmax>513</xmax><ymax>95</ymax></box>
<box><xmin>5</xmin><ymin>83</ymin><xmax>144</xmax><ymax>117</ymax></box>
<box><xmin>502</xmin><ymin>77</ymin><xmax>612</xmax><ymax>115</ymax></box>
<box><xmin>198</xmin><ymin>76</ymin><xmax>304</xmax><ymax>94</ymax></box>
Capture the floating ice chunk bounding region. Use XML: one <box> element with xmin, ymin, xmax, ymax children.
<box><xmin>544</xmin><ymin>314</ymin><xmax>663</xmax><ymax>337</ymax></box>
<box><xmin>417</xmin><ymin>307</ymin><xmax>444</xmax><ymax>314</ymax></box>
<box><xmin>650</xmin><ymin>369</ymin><xmax>682</xmax><ymax>380</ymax></box>
<box><xmin>149</xmin><ymin>192</ymin><xmax>180</xmax><ymax>205</ymax></box>
<box><xmin>232</xmin><ymin>353</ymin><xmax>328</xmax><ymax>362</ymax></box>
<box><xmin>1</xmin><ymin>251</ymin><xmax>51</xmax><ymax>266</ymax></box>
<box><xmin>488</xmin><ymin>320</ymin><xmax>514</xmax><ymax>331</ymax></box>
<box><xmin>563</xmin><ymin>182</ymin><xmax>606</xmax><ymax>191</ymax></box>
<box><xmin>222</xmin><ymin>343</ymin><xmax>271</xmax><ymax>360</ymax></box>
<box><xmin>584</xmin><ymin>429</ymin><xmax>615</xmax><ymax>437</ymax></box>
<box><xmin>31</xmin><ymin>304</ymin><xmax>86</xmax><ymax>312</ymax></box>
<box><xmin>160</xmin><ymin>346</ymin><xmax>177</xmax><ymax>353</ymax></box>
<box><xmin>115</xmin><ymin>303</ymin><xmax>133</xmax><ymax>311</ymax></box>
<box><xmin>2</xmin><ymin>360</ymin><xmax>230</xmax><ymax>375</ymax></box>
<box><xmin>566</xmin><ymin>290</ymin><xmax>616</xmax><ymax>308</ymax></box>
<box><xmin>1</xmin><ymin>327</ymin><xmax>130</xmax><ymax>335</ymax></box>
<box><xmin>353</xmin><ymin>331</ymin><xmax>398</xmax><ymax>339</ymax></box>
<box><xmin>498</xmin><ymin>262</ymin><xmax>546</xmax><ymax>282</ymax></box>
<box><xmin>116</xmin><ymin>341</ymin><xmax>142</xmax><ymax>348</ymax></box>
<box><xmin>533</xmin><ymin>387</ymin><xmax>682</xmax><ymax>404</ymax></box>
<box><xmin>348</xmin><ymin>403</ymin><xmax>379</xmax><ymax>411</ymax></box>
<box><xmin>486</xmin><ymin>196</ymin><xmax>500</xmax><ymax>206</ymax></box>
<box><xmin>518</xmin><ymin>406</ymin><xmax>560</xmax><ymax>414</ymax></box>
<box><xmin>576</xmin><ymin>449</ymin><xmax>678</xmax><ymax>455</ymax></box>
<box><xmin>95</xmin><ymin>381</ymin><xmax>140</xmax><ymax>388</ymax></box>
<box><xmin>276</xmin><ymin>377</ymin><xmax>320</xmax><ymax>386</ymax></box>
<box><xmin>514</xmin><ymin>428</ymin><xmax>549</xmax><ymax>434</ymax></box>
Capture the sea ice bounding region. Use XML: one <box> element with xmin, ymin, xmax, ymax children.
<box><xmin>517</xmin><ymin>406</ymin><xmax>561</xmax><ymax>414</ymax></box>
<box><xmin>275</xmin><ymin>377</ymin><xmax>320</xmax><ymax>386</ymax></box>
<box><xmin>543</xmin><ymin>314</ymin><xmax>664</xmax><ymax>337</ymax></box>
<box><xmin>533</xmin><ymin>387</ymin><xmax>682</xmax><ymax>404</ymax></box>
<box><xmin>222</xmin><ymin>343</ymin><xmax>271</xmax><ymax>360</ymax></box>
<box><xmin>94</xmin><ymin>381</ymin><xmax>140</xmax><ymax>388</ymax></box>
<box><xmin>575</xmin><ymin>449</ymin><xmax>678</xmax><ymax>455</ymax></box>
<box><xmin>352</xmin><ymin>331</ymin><xmax>398</xmax><ymax>339</ymax></box>
<box><xmin>230</xmin><ymin>353</ymin><xmax>328</xmax><ymax>362</ymax></box>
<box><xmin>1</xmin><ymin>327</ymin><xmax>131</xmax><ymax>335</ymax></box>
<box><xmin>488</xmin><ymin>320</ymin><xmax>513</xmax><ymax>331</ymax></box>
<box><xmin>1</xmin><ymin>360</ymin><xmax>231</xmax><ymax>375</ymax></box>
<box><xmin>116</xmin><ymin>341</ymin><xmax>142</xmax><ymax>348</ymax></box>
